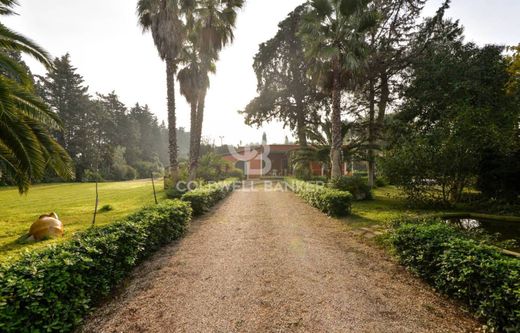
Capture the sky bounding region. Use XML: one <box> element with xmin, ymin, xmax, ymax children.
<box><xmin>4</xmin><ymin>0</ymin><xmax>520</xmax><ymax>145</ymax></box>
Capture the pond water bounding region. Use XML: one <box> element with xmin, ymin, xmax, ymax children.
<box><xmin>446</xmin><ymin>217</ymin><xmax>520</xmax><ymax>252</ymax></box>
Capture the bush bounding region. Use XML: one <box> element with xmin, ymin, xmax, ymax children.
<box><xmin>389</xmin><ymin>220</ymin><xmax>520</xmax><ymax>332</ymax></box>
<box><xmin>112</xmin><ymin>164</ymin><xmax>137</xmax><ymax>181</ymax></box>
<box><xmin>82</xmin><ymin>169</ymin><xmax>103</xmax><ymax>182</ymax></box>
<box><xmin>134</xmin><ymin>159</ymin><xmax>164</xmax><ymax>179</ymax></box>
<box><xmin>181</xmin><ymin>179</ymin><xmax>237</xmax><ymax>216</ymax></box>
<box><xmin>97</xmin><ymin>204</ymin><xmax>113</xmax><ymax>213</ymax></box>
<box><xmin>0</xmin><ymin>200</ymin><xmax>192</xmax><ymax>333</ymax></box>
<box><xmin>375</xmin><ymin>177</ymin><xmax>389</xmax><ymax>188</ymax></box>
<box><xmin>286</xmin><ymin>178</ymin><xmax>352</xmax><ymax>217</ymax></box>
<box><xmin>226</xmin><ymin>168</ymin><xmax>244</xmax><ymax>180</ymax></box>
<box><xmin>329</xmin><ymin>176</ymin><xmax>372</xmax><ymax>201</ymax></box>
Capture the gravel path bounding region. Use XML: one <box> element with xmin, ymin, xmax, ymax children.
<box><xmin>81</xmin><ymin>186</ymin><xmax>479</xmax><ymax>333</ymax></box>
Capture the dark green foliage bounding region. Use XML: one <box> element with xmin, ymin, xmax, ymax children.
<box><xmin>196</xmin><ymin>153</ymin><xmax>243</xmax><ymax>182</ymax></box>
<box><xmin>375</xmin><ymin>177</ymin><xmax>388</xmax><ymax>188</ymax></box>
<box><xmin>329</xmin><ymin>176</ymin><xmax>372</xmax><ymax>201</ymax></box>
<box><xmin>0</xmin><ymin>200</ymin><xmax>191</xmax><ymax>332</ymax></box>
<box><xmin>181</xmin><ymin>179</ymin><xmax>237</xmax><ymax>216</ymax></box>
<box><xmin>241</xmin><ymin>5</ymin><xmax>324</xmax><ymax>147</ymax></box>
<box><xmin>287</xmin><ymin>178</ymin><xmax>352</xmax><ymax>217</ymax></box>
<box><xmin>35</xmin><ymin>55</ymin><xmax>181</xmax><ymax>182</ymax></box>
<box><xmin>477</xmin><ymin>149</ymin><xmax>520</xmax><ymax>203</ymax></box>
<box><xmin>385</xmin><ymin>38</ymin><xmax>520</xmax><ymax>206</ymax></box>
<box><xmin>0</xmin><ymin>4</ymin><xmax>73</xmax><ymax>192</ymax></box>
<box><xmin>97</xmin><ymin>204</ymin><xmax>113</xmax><ymax>213</ymax></box>
<box><xmin>390</xmin><ymin>220</ymin><xmax>520</xmax><ymax>332</ymax></box>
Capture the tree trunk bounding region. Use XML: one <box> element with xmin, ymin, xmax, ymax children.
<box><xmin>166</xmin><ymin>60</ymin><xmax>179</xmax><ymax>181</ymax></box>
<box><xmin>188</xmin><ymin>101</ymin><xmax>198</xmax><ymax>180</ymax></box>
<box><xmin>296</xmin><ymin>100</ymin><xmax>308</xmax><ymax>147</ymax></box>
<box><xmin>367</xmin><ymin>78</ymin><xmax>376</xmax><ymax>188</ymax></box>
<box><xmin>189</xmin><ymin>89</ymin><xmax>206</xmax><ymax>181</ymax></box>
<box><xmin>376</xmin><ymin>71</ymin><xmax>389</xmax><ymax>130</ymax></box>
<box><xmin>330</xmin><ymin>58</ymin><xmax>343</xmax><ymax>178</ymax></box>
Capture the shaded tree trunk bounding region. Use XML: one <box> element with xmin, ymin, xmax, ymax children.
<box><xmin>377</xmin><ymin>72</ymin><xmax>389</xmax><ymax>128</ymax></box>
<box><xmin>189</xmin><ymin>89</ymin><xmax>206</xmax><ymax>181</ymax></box>
<box><xmin>296</xmin><ymin>101</ymin><xmax>308</xmax><ymax>147</ymax></box>
<box><xmin>188</xmin><ymin>101</ymin><xmax>198</xmax><ymax>180</ymax></box>
<box><xmin>367</xmin><ymin>78</ymin><xmax>376</xmax><ymax>188</ymax></box>
<box><xmin>166</xmin><ymin>60</ymin><xmax>179</xmax><ymax>181</ymax></box>
<box><xmin>330</xmin><ymin>57</ymin><xmax>343</xmax><ymax>178</ymax></box>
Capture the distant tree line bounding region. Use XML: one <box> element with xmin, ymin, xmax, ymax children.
<box><xmin>1</xmin><ymin>52</ymin><xmax>193</xmax><ymax>185</ymax></box>
<box><xmin>34</xmin><ymin>54</ymin><xmax>194</xmax><ymax>182</ymax></box>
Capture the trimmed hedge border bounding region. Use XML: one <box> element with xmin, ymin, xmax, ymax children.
<box><xmin>0</xmin><ymin>200</ymin><xmax>192</xmax><ymax>333</ymax></box>
<box><xmin>389</xmin><ymin>219</ymin><xmax>520</xmax><ymax>332</ymax></box>
<box><xmin>285</xmin><ymin>178</ymin><xmax>353</xmax><ymax>217</ymax></box>
<box><xmin>181</xmin><ymin>179</ymin><xmax>238</xmax><ymax>216</ymax></box>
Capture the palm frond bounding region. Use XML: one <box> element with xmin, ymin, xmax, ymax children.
<box><xmin>0</xmin><ymin>23</ymin><xmax>53</xmax><ymax>68</ymax></box>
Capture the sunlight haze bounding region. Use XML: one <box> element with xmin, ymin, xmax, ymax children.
<box><xmin>5</xmin><ymin>0</ymin><xmax>519</xmax><ymax>145</ymax></box>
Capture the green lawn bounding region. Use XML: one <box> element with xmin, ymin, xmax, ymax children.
<box><xmin>0</xmin><ymin>180</ymin><xmax>165</xmax><ymax>262</ymax></box>
<box><xmin>347</xmin><ymin>186</ymin><xmax>449</xmax><ymax>228</ymax></box>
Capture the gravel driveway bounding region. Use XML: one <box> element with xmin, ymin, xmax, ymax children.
<box><xmin>80</xmin><ymin>185</ymin><xmax>479</xmax><ymax>333</ymax></box>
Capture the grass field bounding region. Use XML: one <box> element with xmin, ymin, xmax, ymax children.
<box><xmin>348</xmin><ymin>186</ymin><xmax>450</xmax><ymax>228</ymax></box>
<box><xmin>0</xmin><ymin>179</ymin><xmax>165</xmax><ymax>262</ymax></box>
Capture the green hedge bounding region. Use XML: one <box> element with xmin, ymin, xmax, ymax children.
<box><xmin>286</xmin><ymin>178</ymin><xmax>352</xmax><ymax>217</ymax></box>
<box><xmin>0</xmin><ymin>200</ymin><xmax>192</xmax><ymax>333</ymax></box>
<box><xmin>181</xmin><ymin>179</ymin><xmax>237</xmax><ymax>216</ymax></box>
<box><xmin>329</xmin><ymin>176</ymin><xmax>373</xmax><ymax>201</ymax></box>
<box><xmin>390</xmin><ymin>220</ymin><xmax>520</xmax><ymax>332</ymax></box>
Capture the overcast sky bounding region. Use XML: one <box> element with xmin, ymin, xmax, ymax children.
<box><xmin>4</xmin><ymin>0</ymin><xmax>519</xmax><ymax>145</ymax></box>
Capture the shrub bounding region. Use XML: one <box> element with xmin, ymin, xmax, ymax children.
<box><xmin>181</xmin><ymin>179</ymin><xmax>237</xmax><ymax>216</ymax></box>
<box><xmin>226</xmin><ymin>168</ymin><xmax>244</xmax><ymax>180</ymax></box>
<box><xmin>375</xmin><ymin>177</ymin><xmax>389</xmax><ymax>188</ymax></box>
<box><xmin>286</xmin><ymin>178</ymin><xmax>352</xmax><ymax>217</ymax></box>
<box><xmin>389</xmin><ymin>220</ymin><xmax>520</xmax><ymax>332</ymax></box>
<box><xmin>134</xmin><ymin>159</ymin><xmax>164</xmax><ymax>179</ymax></box>
<box><xmin>329</xmin><ymin>176</ymin><xmax>372</xmax><ymax>201</ymax></box>
<box><xmin>82</xmin><ymin>169</ymin><xmax>103</xmax><ymax>182</ymax></box>
<box><xmin>310</xmin><ymin>176</ymin><xmax>329</xmax><ymax>183</ymax></box>
<box><xmin>97</xmin><ymin>204</ymin><xmax>113</xmax><ymax>213</ymax></box>
<box><xmin>0</xmin><ymin>200</ymin><xmax>192</xmax><ymax>333</ymax></box>
<box><xmin>197</xmin><ymin>153</ymin><xmax>241</xmax><ymax>181</ymax></box>
<box><xmin>112</xmin><ymin>164</ymin><xmax>137</xmax><ymax>181</ymax></box>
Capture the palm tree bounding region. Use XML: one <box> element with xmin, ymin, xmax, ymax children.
<box><xmin>300</xmin><ymin>0</ymin><xmax>377</xmax><ymax>178</ymax></box>
<box><xmin>187</xmin><ymin>0</ymin><xmax>244</xmax><ymax>180</ymax></box>
<box><xmin>0</xmin><ymin>0</ymin><xmax>72</xmax><ymax>193</ymax></box>
<box><xmin>137</xmin><ymin>0</ymin><xmax>187</xmax><ymax>180</ymax></box>
<box><xmin>177</xmin><ymin>37</ymin><xmax>215</xmax><ymax>181</ymax></box>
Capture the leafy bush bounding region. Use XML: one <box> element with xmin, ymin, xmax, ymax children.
<box><xmin>226</xmin><ymin>168</ymin><xmax>244</xmax><ymax>180</ymax></box>
<box><xmin>329</xmin><ymin>176</ymin><xmax>372</xmax><ymax>201</ymax></box>
<box><xmin>97</xmin><ymin>204</ymin><xmax>113</xmax><ymax>213</ymax></box>
<box><xmin>310</xmin><ymin>176</ymin><xmax>328</xmax><ymax>183</ymax></box>
<box><xmin>197</xmin><ymin>153</ymin><xmax>243</xmax><ymax>181</ymax></box>
<box><xmin>82</xmin><ymin>169</ymin><xmax>103</xmax><ymax>182</ymax></box>
<box><xmin>286</xmin><ymin>178</ymin><xmax>352</xmax><ymax>217</ymax></box>
<box><xmin>181</xmin><ymin>179</ymin><xmax>237</xmax><ymax>216</ymax></box>
<box><xmin>134</xmin><ymin>159</ymin><xmax>164</xmax><ymax>179</ymax></box>
<box><xmin>375</xmin><ymin>177</ymin><xmax>389</xmax><ymax>188</ymax></box>
<box><xmin>389</xmin><ymin>220</ymin><xmax>520</xmax><ymax>332</ymax></box>
<box><xmin>111</xmin><ymin>164</ymin><xmax>137</xmax><ymax>181</ymax></box>
<box><xmin>0</xmin><ymin>200</ymin><xmax>192</xmax><ymax>333</ymax></box>
<box><xmin>477</xmin><ymin>148</ymin><xmax>520</xmax><ymax>203</ymax></box>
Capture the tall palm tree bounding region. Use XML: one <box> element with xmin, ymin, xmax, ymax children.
<box><xmin>187</xmin><ymin>0</ymin><xmax>244</xmax><ymax>180</ymax></box>
<box><xmin>300</xmin><ymin>0</ymin><xmax>377</xmax><ymax>178</ymax></box>
<box><xmin>0</xmin><ymin>0</ymin><xmax>72</xmax><ymax>193</ymax></box>
<box><xmin>137</xmin><ymin>0</ymin><xmax>187</xmax><ymax>180</ymax></box>
<box><xmin>177</xmin><ymin>37</ymin><xmax>215</xmax><ymax>181</ymax></box>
